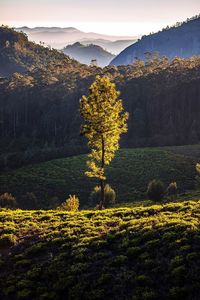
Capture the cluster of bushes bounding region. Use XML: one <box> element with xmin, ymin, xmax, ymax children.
<box><xmin>0</xmin><ymin>193</ymin><xmax>17</xmax><ymax>208</ymax></box>
<box><xmin>147</xmin><ymin>180</ymin><xmax>178</xmax><ymax>202</ymax></box>
<box><xmin>0</xmin><ymin>192</ymin><xmax>53</xmax><ymax>210</ymax></box>
<box><xmin>55</xmin><ymin>184</ymin><xmax>116</xmax><ymax>211</ymax></box>
<box><xmin>0</xmin><ymin>192</ymin><xmax>40</xmax><ymax>210</ymax></box>
<box><xmin>0</xmin><ymin>181</ymin><xmax>117</xmax><ymax>211</ymax></box>
<box><xmin>0</xmin><ymin>180</ymin><xmax>178</xmax><ymax>211</ymax></box>
<box><xmin>89</xmin><ymin>184</ymin><xmax>116</xmax><ymax>209</ymax></box>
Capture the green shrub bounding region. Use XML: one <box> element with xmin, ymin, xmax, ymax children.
<box><xmin>196</xmin><ymin>163</ymin><xmax>200</xmax><ymax>187</ymax></box>
<box><xmin>0</xmin><ymin>234</ymin><xmax>17</xmax><ymax>247</ymax></box>
<box><xmin>15</xmin><ymin>259</ymin><xmax>32</xmax><ymax>268</ymax></box>
<box><xmin>126</xmin><ymin>247</ymin><xmax>141</xmax><ymax>259</ymax></box>
<box><xmin>0</xmin><ymin>193</ymin><xmax>17</xmax><ymax>208</ymax></box>
<box><xmin>57</xmin><ymin>195</ymin><xmax>79</xmax><ymax>212</ymax></box>
<box><xmin>169</xmin><ymin>286</ymin><xmax>188</xmax><ymax>299</ymax></box>
<box><xmin>167</xmin><ymin>182</ymin><xmax>178</xmax><ymax>200</ymax></box>
<box><xmin>142</xmin><ymin>290</ymin><xmax>157</xmax><ymax>300</ymax></box>
<box><xmin>110</xmin><ymin>255</ymin><xmax>128</xmax><ymax>266</ymax></box>
<box><xmin>147</xmin><ymin>180</ymin><xmax>165</xmax><ymax>202</ymax></box>
<box><xmin>171</xmin><ymin>265</ymin><xmax>186</xmax><ymax>282</ymax></box>
<box><xmin>16</xmin><ymin>288</ymin><xmax>32</xmax><ymax>299</ymax></box>
<box><xmin>170</xmin><ymin>256</ymin><xmax>184</xmax><ymax>268</ymax></box>
<box><xmin>136</xmin><ymin>275</ymin><xmax>151</xmax><ymax>286</ymax></box>
<box><xmin>90</xmin><ymin>184</ymin><xmax>116</xmax><ymax>208</ymax></box>
<box><xmin>186</xmin><ymin>252</ymin><xmax>198</xmax><ymax>262</ymax></box>
<box><xmin>25</xmin><ymin>243</ymin><xmax>45</xmax><ymax>256</ymax></box>
<box><xmin>20</xmin><ymin>192</ymin><xmax>38</xmax><ymax>209</ymax></box>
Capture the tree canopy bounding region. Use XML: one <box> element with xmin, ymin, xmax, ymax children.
<box><xmin>80</xmin><ymin>76</ymin><xmax>128</xmax><ymax>207</ymax></box>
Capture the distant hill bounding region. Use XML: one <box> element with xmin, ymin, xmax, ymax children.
<box><xmin>62</xmin><ymin>42</ymin><xmax>115</xmax><ymax>67</ymax></box>
<box><xmin>111</xmin><ymin>15</ymin><xmax>200</xmax><ymax>66</ymax></box>
<box><xmin>80</xmin><ymin>39</ymin><xmax>137</xmax><ymax>55</ymax></box>
<box><xmin>16</xmin><ymin>26</ymin><xmax>137</xmax><ymax>53</ymax></box>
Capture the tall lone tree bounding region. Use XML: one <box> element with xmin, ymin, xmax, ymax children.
<box><xmin>80</xmin><ymin>76</ymin><xmax>129</xmax><ymax>209</ymax></box>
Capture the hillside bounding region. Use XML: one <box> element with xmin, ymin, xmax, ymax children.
<box><xmin>1</xmin><ymin>27</ymin><xmax>200</xmax><ymax>168</ymax></box>
<box><xmin>1</xmin><ymin>200</ymin><xmax>200</xmax><ymax>299</ymax></box>
<box><xmin>111</xmin><ymin>15</ymin><xmax>200</xmax><ymax>66</ymax></box>
<box><xmin>62</xmin><ymin>42</ymin><xmax>115</xmax><ymax>67</ymax></box>
<box><xmin>0</xmin><ymin>147</ymin><xmax>197</xmax><ymax>209</ymax></box>
<box><xmin>0</xmin><ymin>25</ymin><xmax>93</xmax><ymax>78</ymax></box>
<box><xmin>80</xmin><ymin>39</ymin><xmax>137</xmax><ymax>55</ymax></box>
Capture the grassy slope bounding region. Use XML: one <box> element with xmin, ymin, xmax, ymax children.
<box><xmin>1</xmin><ymin>200</ymin><xmax>200</xmax><ymax>300</ymax></box>
<box><xmin>0</xmin><ymin>147</ymin><xmax>197</xmax><ymax>208</ymax></box>
<box><xmin>163</xmin><ymin>144</ymin><xmax>200</xmax><ymax>160</ymax></box>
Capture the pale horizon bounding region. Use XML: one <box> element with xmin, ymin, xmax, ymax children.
<box><xmin>1</xmin><ymin>0</ymin><xmax>200</xmax><ymax>36</ymax></box>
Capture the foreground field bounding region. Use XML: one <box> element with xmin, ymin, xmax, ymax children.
<box><xmin>1</xmin><ymin>200</ymin><xmax>200</xmax><ymax>300</ymax></box>
<box><xmin>0</xmin><ymin>147</ymin><xmax>197</xmax><ymax>208</ymax></box>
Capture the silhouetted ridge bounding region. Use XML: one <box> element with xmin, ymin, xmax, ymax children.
<box><xmin>111</xmin><ymin>15</ymin><xmax>200</xmax><ymax>66</ymax></box>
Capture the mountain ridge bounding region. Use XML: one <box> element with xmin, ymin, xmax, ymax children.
<box><xmin>16</xmin><ymin>26</ymin><xmax>137</xmax><ymax>53</ymax></box>
<box><xmin>62</xmin><ymin>42</ymin><xmax>115</xmax><ymax>66</ymax></box>
<box><xmin>111</xmin><ymin>15</ymin><xmax>200</xmax><ymax>65</ymax></box>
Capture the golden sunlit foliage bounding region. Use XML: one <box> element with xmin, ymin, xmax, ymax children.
<box><xmin>57</xmin><ymin>195</ymin><xmax>80</xmax><ymax>212</ymax></box>
<box><xmin>80</xmin><ymin>76</ymin><xmax>128</xmax><ymax>206</ymax></box>
<box><xmin>0</xmin><ymin>192</ymin><xmax>16</xmax><ymax>208</ymax></box>
<box><xmin>1</xmin><ymin>200</ymin><xmax>200</xmax><ymax>299</ymax></box>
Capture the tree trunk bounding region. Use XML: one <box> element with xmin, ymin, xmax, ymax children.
<box><xmin>99</xmin><ymin>135</ymin><xmax>105</xmax><ymax>209</ymax></box>
<box><xmin>99</xmin><ymin>179</ymin><xmax>105</xmax><ymax>210</ymax></box>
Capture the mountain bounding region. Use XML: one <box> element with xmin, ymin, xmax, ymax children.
<box><xmin>80</xmin><ymin>39</ymin><xmax>137</xmax><ymax>55</ymax></box>
<box><xmin>111</xmin><ymin>15</ymin><xmax>200</xmax><ymax>66</ymax></box>
<box><xmin>16</xmin><ymin>26</ymin><xmax>137</xmax><ymax>52</ymax></box>
<box><xmin>62</xmin><ymin>42</ymin><xmax>115</xmax><ymax>67</ymax></box>
<box><xmin>1</xmin><ymin>26</ymin><xmax>200</xmax><ymax>170</ymax></box>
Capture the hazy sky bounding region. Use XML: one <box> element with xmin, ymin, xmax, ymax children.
<box><xmin>1</xmin><ymin>0</ymin><xmax>200</xmax><ymax>36</ymax></box>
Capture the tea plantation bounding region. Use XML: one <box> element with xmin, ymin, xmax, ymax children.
<box><xmin>1</xmin><ymin>200</ymin><xmax>200</xmax><ymax>300</ymax></box>
<box><xmin>0</xmin><ymin>147</ymin><xmax>197</xmax><ymax>208</ymax></box>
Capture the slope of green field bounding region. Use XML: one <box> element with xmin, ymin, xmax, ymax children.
<box><xmin>163</xmin><ymin>144</ymin><xmax>200</xmax><ymax>160</ymax></box>
<box><xmin>0</xmin><ymin>148</ymin><xmax>197</xmax><ymax>208</ymax></box>
<box><xmin>1</xmin><ymin>200</ymin><xmax>200</xmax><ymax>300</ymax></box>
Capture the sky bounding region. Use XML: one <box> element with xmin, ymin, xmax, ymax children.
<box><xmin>1</xmin><ymin>0</ymin><xmax>200</xmax><ymax>36</ymax></box>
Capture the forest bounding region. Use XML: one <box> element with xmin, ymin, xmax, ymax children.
<box><xmin>1</xmin><ymin>26</ymin><xmax>200</xmax><ymax>170</ymax></box>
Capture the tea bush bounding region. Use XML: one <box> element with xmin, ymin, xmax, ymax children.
<box><xmin>0</xmin><ymin>200</ymin><xmax>200</xmax><ymax>299</ymax></box>
<box><xmin>57</xmin><ymin>195</ymin><xmax>79</xmax><ymax>212</ymax></box>
<box><xmin>147</xmin><ymin>180</ymin><xmax>165</xmax><ymax>201</ymax></box>
<box><xmin>90</xmin><ymin>184</ymin><xmax>116</xmax><ymax>208</ymax></box>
